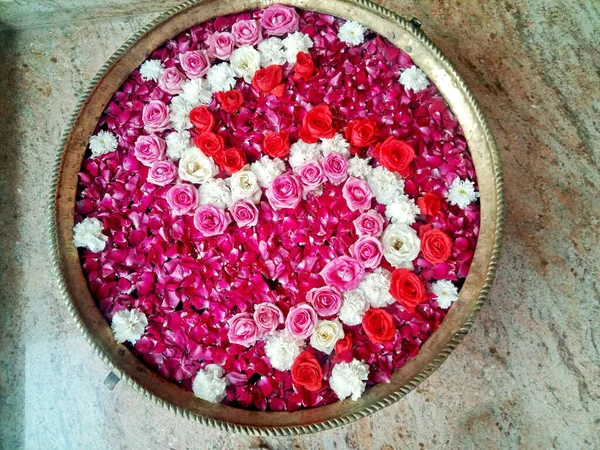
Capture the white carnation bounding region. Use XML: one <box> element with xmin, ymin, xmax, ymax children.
<box><xmin>282</xmin><ymin>32</ymin><xmax>313</xmax><ymax>63</ymax></box>
<box><xmin>347</xmin><ymin>156</ymin><xmax>373</xmax><ymax>179</ymax></box>
<box><xmin>165</xmin><ymin>130</ymin><xmax>191</xmax><ymax>161</ymax></box>
<box><xmin>192</xmin><ymin>364</ymin><xmax>228</xmax><ymax>403</ymax></box>
<box><xmin>310</xmin><ymin>320</ymin><xmax>344</xmax><ymax>355</ymax></box>
<box><xmin>431</xmin><ymin>280</ymin><xmax>459</xmax><ymax>309</ymax></box>
<box><xmin>320</xmin><ymin>133</ymin><xmax>350</xmax><ymax>157</ymax></box>
<box><xmin>381</xmin><ymin>223</ymin><xmax>420</xmax><ymax>268</ymax></box>
<box><xmin>264</xmin><ymin>331</ymin><xmax>305</xmax><ymax>371</ymax></box>
<box><xmin>139</xmin><ymin>59</ymin><xmax>165</xmax><ymax>82</ymax></box>
<box><xmin>399</xmin><ymin>65</ymin><xmax>430</xmax><ymax>93</ymax></box>
<box><xmin>339</xmin><ymin>289</ymin><xmax>369</xmax><ymax>326</ymax></box>
<box><xmin>178</xmin><ymin>148</ymin><xmax>218</xmax><ymax>184</ymax></box>
<box><xmin>111</xmin><ymin>308</ymin><xmax>148</xmax><ymax>344</ymax></box>
<box><xmin>180</xmin><ymin>77</ymin><xmax>212</xmax><ymax>106</ymax></box>
<box><xmin>230</xmin><ymin>45</ymin><xmax>261</xmax><ymax>83</ymax></box>
<box><xmin>366</xmin><ymin>166</ymin><xmax>405</xmax><ymax>205</ymax></box>
<box><xmin>257</xmin><ymin>37</ymin><xmax>287</xmax><ymax>67</ymax></box>
<box><xmin>337</xmin><ymin>21</ymin><xmax>367</xmax><ymax>46</ymax></box>
<box><xmin>288</xmin><ymin>140</ymin><xmax>321</xmax><ymax>168</ymax></box>
<box><xmin>73</xmin><ymin>217</ymin><xmax>107</xmax><ymax>252</ymax></box>
<box><xmin>330</xmin><ymin>359</ymin><xmax>369</xmax><ymax>401</ymax></box>
<box><xmin>447</xmin><ymin>178</ymin><xmax>479</xmax><ymax>209</ymax></box>
<box><xmin>89</xmin><ymin>130</ymin><xmax>118</xmax><ymax>157</ymax></box>
<box><xmin>206</xmin><ymin>62</ymin><xmax>236</xmax><ymax>93</ymax></box>
<box><xmin>169</xmin><ymin>95</ymin><xmax>194</xmax><ymax>131</ymax></box>
<box><xmin>385</xmin><ymin>195</ymin><xmax>420</xmax><ymax>225</ymax></box>
<box><xmin>250</xmin><ymin>156</ymin><xmax>286</xmax><ymax>188</ymax></box>
<box><xmin>358</xmin><ymin>267</ymin><xmax>395</xmax><ymax>308</ymax></box>
<box><xmin>199</xmin><ymin>178</ymin><xmax>232</xmax><ymax>209</ymax></box>
<box><xmin>229</xmin><ymin>169</ymin><xmax>261</xmax><ymax>203</ymax></box>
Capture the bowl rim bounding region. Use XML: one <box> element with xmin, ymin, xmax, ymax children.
<box><xmin>48</xmin><ymin>0</ymin><xmax>504</xmax><ymax>436</ymax></box>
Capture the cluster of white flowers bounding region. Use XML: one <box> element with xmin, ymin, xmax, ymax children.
<box><xmin>321</xmin><ymin>133</ymin><xmax>350</xmax><ymax>157</ymax></box>
<box><xmin>192</xmin><ymin>364</ymin><xmax>228</xmax><ymax>403</ymax></box>
<box><xmin>264</xmin><ymin>331</ymin><xmax>305</xmax><ymax>371</ymax></box>
<box><xmin>385</xmin><ymin>195</ymin><xmax>420</xmax><ymax>225</ymax></box>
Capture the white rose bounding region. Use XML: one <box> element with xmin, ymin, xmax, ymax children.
<box><xmin>192</xmin><ymin>364</ymin><xmax>228</xmax><ymax>403</ymax></box>
<box><xmin>310</xmin><ymin>320</ymin><xmax>344</xmax><ymax>354</ymax></box>
<box><xmin>381</xmin><ymin>223</ymin><xmax>421</xmax><ymax>268</ymax></box>
<box><xmin>230</xmin><ymin>45</ymin><xmax>261</xmax><ymax>83</ymax></box>
<box><xmin>229</xmin><ymin>169</ymin><xmax>261</xmax><ymax>203</ymax></box>
<box><xmin>178</xmin><ymin>148</ymin><xmax>218</xmax><ymax>184</ymax></box>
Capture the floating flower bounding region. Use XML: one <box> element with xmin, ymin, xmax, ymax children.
<box><xmin>350</xmin><ymin>236</ymin><xmax>384</xmax><ymax>269</ymax></box>
<box><xmin>347</xmin><ymin>156</ymin><xmax>372</xmax><ymax>179</ymax></box>
<box><xmin>330</xmin><ymin>359</ymin><xmax>369</xmax><ymax>401</ymax></box>
<box><xmin>217</xmin><ymin>147</ymin><xmax>247</xmax><ymax>175</ymax></box>
<box><xmin>198</xmin><ymin>178</ymin><xmax>232</xmax><ymax>209</ymax></box>
<box><xmin>250</xmin><ymin>155</ymin><xmax>286</xmax><ymax>187</ymax></box>
<box><xmin>346</xmin><ymin>119</ymin><xmax>378</xmax><ymax>148</ymax></box>
<box><xmin>193</xmin><ymin>204</ymin><xmax>230</xmax><ymax>236</ymax></box>
<box><xmin>179</xmin><ymin>50</ymin><xmax>210</xmax><ymax>78</ymax></box>
<box><xmin>366</xmin><ymin>166</ymin><xmax>405</xmax><ymax>205</ymax></box>
<box><xmin>321</xmin><ymin>133</ymin><xmax>350</xmax><ymax>157</ymax></box>
<box><xmin>288</xmin><ymin>139</ymin><xmax>321</xmax><ymax>168</ymax></box>
<box><xmin>381</xmin><ymin>223</ymin><xmax>421</xmax><ymax>268</ymax></box>
<box><xmin>139</xmin><ymin>59</ymin><xmax>165</xmax><ymax>81</ymax></box>
<box><xmin>285</xmin><ymin>303</ymin><xmax>317</xmax><ymax>340</ymax></box>
<box><xmin>261</xmin><ymin>4</ymin><xmax>299</xmax><ymax>36</ymax></box>
<box><xmin>294</xmin><ymin>51</ymin><xmax>315</xmax><ymax>80</ymax></box>
<box><xmin>337</xmin><ymin>20</ymin><xmax>367</xmax><ymax>46</ymax></box>
<box><xmin>266</xmin><ymin>173</ymin><xmax>303</xmax><ymax>210</ymax></box>
<box><xmin>362</xmin><ymin>309</ymin><xmax>395</xmax><ymax>343</ymax></box>
<box><xmin>399</xmin><ymin>65</ymin><xmax>429</xmax><ymax>93</ymax></box>
<box><xmin>322</xmin><ymin>152</ymin><xmax>349</xmax><ymax>185</ymax></box>
<box><xmin>417</xmin><ymin>192</ymin><xmax>442</xmax><ymax>216</ymax></box>
<box><xmin>111</xmin><ymin>308</ymin><xmax>148</xmax><ymax>344</ymax></box>
<box><xmin>165</xmin><ymin>130</ymin><xmax>190</xmax><ymax>161</ymax></box>
<box><xmin>207</xmin><ymin>31</ymin><xmax>236</xmax><ymax>60</ymax></box>
<box><xmin>431</xmin><ymin>279</ymin><xmax>459</xmax><ymax>309</ymax></box>
<box><xmin>180</xmin><ymin>78</ymin><xmax>212</xmax><ymax>105</ymax></box>
<box><xmin>166</xmin><ymin>183</ymin><xmax>199</xmax><ymax>215</ymax></box>
<box><xmin>321</xmin><ymin>256</ymin><xmax>365</xmax><ymax>292</ymax></box>
<box><xmin>374</xmin><ymin>137</ymin><xmax>415</xmax><ymax>176</ymax></box>
<box><xmin>206</xmin><ymin>62</ymin><xmax>236</xmax><ymax>92</ymax></box>
<box><xmin>89</xmin><ymin>130</ymin><xmax>118</xmax><ymax>157</ymax></box>
<box><xmin>299</xmin><ymin>104</ymin><xmax>335</xmax><ymax>143</ymax></box>
<box><xmin>134</xmin><ymin>134</ymin><xmax>166</xmax><ymax>166</ymax></box>
<box><xmin>193</xmin><ymin>132</ymin><xmax>225</xmax><ymax>157</ymax></box>
<box><xmin>358</xmin><ymin>268</ymin><xmax>395</xmax><ymax>308</ymax></box>
<box><xmin>310</xmin><ymin>319</ymin><xmax>344</xmax><ymax>354</ymax></box>
<box><xmin>189</xmin><ymin>105</ymin><xmax>215</xmax><ymax>134</ymax></box>
<box><xmin>257</xmin><ymin>37</ymin><xmax>286</xmax><ymax>66</ymax></box>
<box><xmin>264</xmin><ymin>331</ymin><xmax>305</xmax><ymax>371</ymax></box>
<box><xmin>216</xmin><ymin>90</ymin><xmax>244</xmax><ymax>113</ymax></box>
<box><xmin>73</xmin><ymin>217</ymin><xmax>107</xmax><ymax>252</ymax></box>
<box><xmin>306</xmin><ymin>286</ymin><xmax>343</xmax><ymax>317</ymax></box>
<box><xmin>295</xmin><ymin>160</ymin><xmax>325</xmax><ymax>191</ymax></box>
<box><xmin>192</xmin><ymin>364</ymin><xmax>228</xmax><ymax>403</ymax></box>
<box><xmin>389</xmin><ymin>268</ymin><xmax>426</xmax><ymax>313</ymax></box>
<box><xmin>158</xmin><ymin>67</ymin><xmax>186</xmax><ymax>94</ymax></box>
<box><xmin>262</xmin><ymin>131</ymin><xmax>290</xmax><ymax>158</ymax></box>
<box><xmin>252</xmin><ymin>64</ymin><xmax>284</xmax><ymax>95</ymax></box>
<box><xmin>447</xmin><ymin>178</ymin><xmax>480</xmax><ymax>209</ymax></box>
<box><xmin>420</xmin><ymin>228</ymin><xmax>452</xmax><ymax>264</ymax></box>
<box><xmin>142</xmin><ymin>100</ymin><xmax>170</xmax><ymax>133</ymax></box>
<box><xmin>291</xmin><ymin>351</ymin><xmax>323</xmax><ymax>391</ymax></box>
<box><xmin>253</xmin><ymin>302</ymin><xmax>284</xmax><ymax>334</ymax></box>
<box><xmin>230</xmin><ymin>169</ymin><xmax>261</xmax><ymax>203</ymax></box>
<box><xmin>385</xmin><ymin>195</ymin><xmax>420</xmax><ymax>225</ymax></box>
<box><xmin>232</xmin><ymin>19</ymin><xmax>263</xmax><ymax>46</ymax></box>
<box><xmin>147</xmin><ymin>160</ymin><xmax>177</xmax><ymax>186</ymax></box>
<box><xmin>230</xmin><ymin>45</ymin><xmax>261</xmax><ymax>82</ymax></box>
<box><xmin>342</xmin><ymin>177</ymin><xmax>372</xmax><ymax>211</ymax></box>
<box><xmin>227</xmin><ymin>313</ymin><xmax>261</xmax><ymax>346</ymax></box>
<box><xmin>282</xmin><ymin>31</ymin><xmax>313</xmax><ymax>63</ymax></box>
<box><xmin>354</xmin><ymin>210</ymin><xmax>385</xmax><ymax>237</ymax></box>
<box><xmin>178</xmin><ymin>148</ymin><xmax>218</xmax><ymax>184</ymax></box>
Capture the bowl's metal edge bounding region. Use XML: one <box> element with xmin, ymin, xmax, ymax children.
<box><xmin>47</xmin><ymin>0</ymin><xmax>504</xmax><ymax>436</ymax></box>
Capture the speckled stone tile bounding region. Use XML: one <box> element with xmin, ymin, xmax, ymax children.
<box><xmin>0</xmin><ymin>1</ymin><xmax>598</xmax><ymax>449</ymax></box>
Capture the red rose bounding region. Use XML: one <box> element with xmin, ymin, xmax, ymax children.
<box><xmin>421</xmin><ymin>228</ymin><xmax>452</xmax><ymax>264</ymax></box>
<box><xmin>294</xmin><ymin>52</ymin><xmax>315</xmax><ymax>80</ymax></box>
<box><xmin>193</xmin><ymin>132</ymin><xmax>225</xmax><ymax>157</ymax></box>
<box><xmin>374</xmin><ymin>137</ymin><xmax>415</xmax><ymax>176</ymax></box>
<box><xmin>189</xmin><ymin>106</ymin><xmax>215</xmax><ymax>134</ymax></box>
<box><xmin>262</xmin><ymin>131</ymin><xmax>290</xmax><ymax>158</ymax></box>
<box><xmin>417</xmin><ymin>193</ymin><xmax>442</xmax><ymax>216</ymax></box>
<box><xmin>389</xmin><ymin>269</ymin><xmax>426</xmax><ymax>313</ymax></box>
<box><xmin>217</xmin><ymin>147</ymin><xmax>247</xmax><ymax>175</ymax></box>
<box><xmin>252</xmin><ymin>65</ymin><xmax>284</xmax><ymax>95</ymax></box>
<box><xmin>217</xmin><ymin>90</ymin><xmax>244</xmax><ymax>113</ymax></box>
<box><xmin>290</xmin><ymin>352</ymin><xmax>323</xmax><ymax>391</ymax></box>
<box><xmin>362</xmin><ymin>309</ymin><xmax>396</xmax><ymax>343</ymax></box>
<box><xmin>334</xmin><ymin>334</ymin><xmax>353</xmax><ymax>363</ymax></box>
<box><xmin>345</xmin><ymin>119</ymin><xmax>378</xmax><ymax>148</ymax></box>
<box><xmin>299</xmin><ymin>104</ymin><xmax>336</xmax><ymax>144</ymax></box>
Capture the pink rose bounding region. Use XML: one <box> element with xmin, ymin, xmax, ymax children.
<box><xmin>266</xmin><ymin>173</ymin><xmax>303</xmax><ymax>210</ymax></box>
<box><xmin>253</xmin><ymin>303</ymin><xmax>284</xmax><ymax>334</ymax></box>
<box><xmin>207</xmin><ymin>32</ymin><xmax>236</xmax><ymax>61</ymax></box>
<box><xmin>285</xmin><ymin>303</ymin><xmax>317</xmax><ymax>340</ymax></box>
<box><xmin>322</xmin><ymin>152</ymin><xmax>348</xmax><ymax>185</ymax></box>
<box><xmin>350</xmin><ymin>236</ymin><xmax>384</xmax><ymax>269</ymax></box>
<box><xmin>147</xmin><ymin>160</ymin><xmax>177</xmax><ymax>186</ymax></box>
<box><xmin>166</xmin><ymin>183</ymin><xmax>198</xmax><ymax>215</ymax></box>
<box><xmin>134</xmin><ymin>134</ymin><xmax>166</xmax><ymax>166</ymax></box>
<box><xmin>342</xmin><ymin>177</ymin><xmax>373</xmax><ymax>211</ymax></box>
<box><xmin>232</xmin><ymin>19</ymin><xmax>263</xmax><ymax>46</ymax></box>
<box><xmin>354</xmin><ymin>210</ymin><xmax>385</xmax><ymax>237</ymax></box>
<box><xmin>179</xmin><ymin>50</ymin><xmax>210</xmax><ymax>77</ymax></box>
<box><xmin>306</xmin><ymin>286</ymin><xmax>343</xmax><ymax>317</ymax></box>
<box><xmin>158</xmin><ymin>67</ymin><xmax>186</xmax><ymax>95</ymax></box>
<box><xmin>193</xmin><ymin>205</ymin><xmax>230</xmax><ymax>236</ymax></box>
<box><xmin>320</xmin><ymin>256</ymin><xmax>365</xmax><ymax>292</ymax></box>
<box><xmin>228</xmin><ymin>313</ymin><xmax>260</xmax><ymax>347</ymax></box>
<box><xmin>142</xmin><ymin>100</ymin><xmax>170</xmax><ymax>133</ymax></box>
<box><xmin>230</xmin><ymin>200</ymin><xmax>259</xmax><ymax>228</ymax></box>
<box><xmin>295</xmin><ymin>160</ymin><xmax>324</xmax><ymax>191</ymax></box>
<box><xmin>261</xmin><ymin>5</ymin><xmax>299</xmax><ymax>36</ymax></box>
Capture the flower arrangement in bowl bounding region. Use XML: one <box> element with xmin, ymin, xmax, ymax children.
<box><xmin>52</xmin><ymin>0</ymin><xmax>502</xmax><ymax>434</ymax></box>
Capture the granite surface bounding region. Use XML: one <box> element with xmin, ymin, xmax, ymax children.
<box><xmin>0</xmin><ymin>1</ymin><xmax>598</xmax><ymax>449</ymax></box>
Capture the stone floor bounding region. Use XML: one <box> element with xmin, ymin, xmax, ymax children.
<box><xmin>0</xmin><ymin>1</ymin><xmax>598</xmax><ymax>449</ymax></box>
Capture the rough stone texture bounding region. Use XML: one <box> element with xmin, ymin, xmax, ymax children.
<box><xmin>0</xmin><ymin>1</ymin><xmax>598</xmax><ymax>449</ymax></box>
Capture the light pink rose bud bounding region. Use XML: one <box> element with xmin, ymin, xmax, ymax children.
<box><xmin>158</xmin><ymin>67</ymin><xmax>186</xmax><ymax>95</ymax></box>
<box><xmin>266</xmin><ymin>173</ymin><xmax>303</xmax><ymax>210</ymax></box>
<box><xmin>350</xmin><ymin>236</ymin><xmax>384</xmax><ymax>269</ymax></box>
<box><xmin>193</xmin><ymin>204</ymin><xmax>230</xmax><ymax>236</ymax></box>
<box><xmin>134</xmin><ymin>134</ymin><xmax>166</xmax><ymax>166</ymax></box>
<box><xmin>230</xmin><ymin>200</ymin><xmax>259</xmax><ymax>228</ymax></box>
<box><xmin>285</xmin><ymin>303</ymin><xmax>317</xmax><ymax>340</ymax></box>
<box><xmin>166</xmin><ymin>183</ymin><xmax>199</xmax><ymax>215</ymax></box>
<box><xmin>207</xmin><ymin>32</ymin><xmax>236</xmax><ymax>61</ymax></box>
<box><xmin>342</xmin><ymin>177</ymin><xmax>373</xmax><ymax>211</ymax></box>
<box><xmin>322</xmin><ymin>152</ymin><xmax>349</xmax><ymax>185</ymax></box>
<box><xmin>227</xmin><ymin>313</ymin><xmax>261</xmax><ymax>347</ymax></box>
<box><xmin>253</xmin><ymin>303</ymin><xmax>284</xmax><ymax>334</ymax></box>
<box><xmin>232</xmin><ymin>19</ymin><xmax>263</xmax><ymax>46</ymax></box>
<box><xmin>261</xmin><ymin>5</ymin><xmax>299</xmax><ymax>36</ymax></box>
<box><xmin>179</xmin><ymin>50</ymin><xmax>211</xmax><ymax>77</ymax></box>
<box><xmin>353</xmin><ymin>210</ymin><xmax>385</xmax><ymax>237</ymax></box>
<box><xmin>147</xmin><ymin>160</ymin><xmax>177</xmax><ymax>186</ymax></box>
<box><xmin>320</xmin><ymin>256</ymin><xmax>364</xmax><ymax>292</ymax></box>
<box><xmin>306</xmin><ymin>286</ymin><xmax>343</xmax><ymax>317</ymax></box>
<box><xmin>142</xmin><ymin>100</ymin><xmax>170</xmax><ymax>133</ymax></box>
<box><xmin>295</xmin><ymin>160</ymin><xmax>325</xmax><ymax>191</ymax></box>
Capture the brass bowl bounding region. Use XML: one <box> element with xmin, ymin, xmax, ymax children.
<box><xmin>49</xmin><ymin>0</ymin><xmax>504</xmax><ymax>435</ymax></box>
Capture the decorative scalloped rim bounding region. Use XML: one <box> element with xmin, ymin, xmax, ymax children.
<box><xmin>48</xmin><ymin>0</ymin><xmax>504</xmax><ymax>436</ymax></box>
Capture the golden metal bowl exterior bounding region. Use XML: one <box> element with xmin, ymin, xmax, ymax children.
<box><xmin>49</xmin><ymin>0</ymin><xmax>504</xmax><ymax>435</ymax></box>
